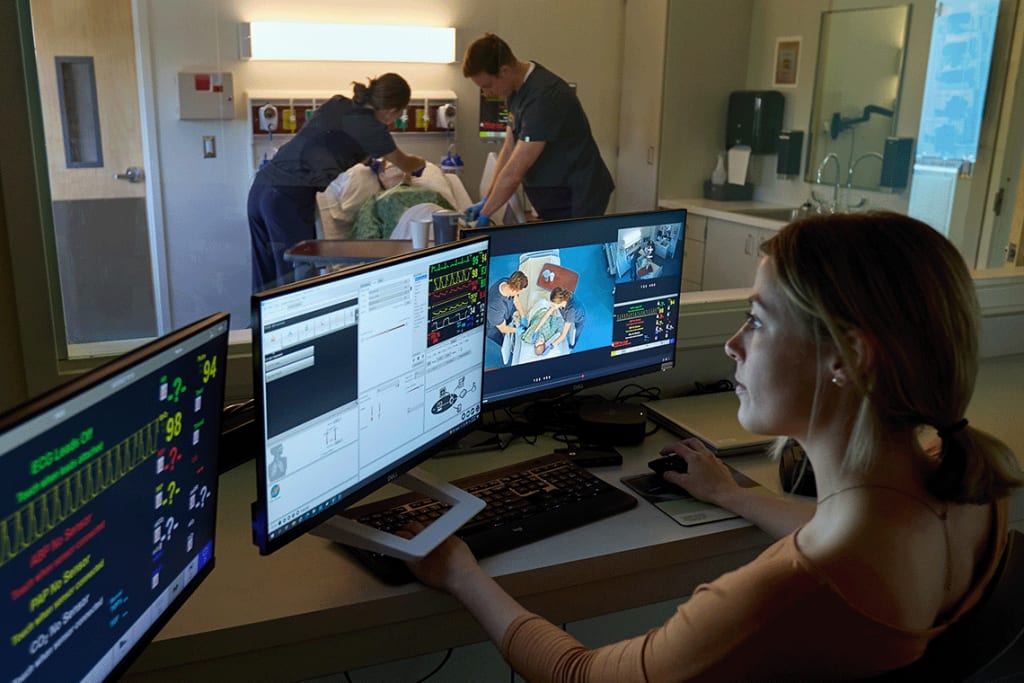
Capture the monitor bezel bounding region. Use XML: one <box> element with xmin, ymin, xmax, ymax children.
<box><xmin>0</xmin><ymin>312</ymin><xmax>230</xmax><ymax>683</ymax></box>
<box><xmin>250</xmin><ymin>236</ymin><xmax>490</xmax><ymax>556</ymax></box>
<box><xmin>460</xmin><ymin>209</ymin><xmax>687</xmax><ymax>412</ymax></box>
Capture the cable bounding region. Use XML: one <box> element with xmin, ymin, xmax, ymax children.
<box><xmin>222</xmin><ymin>398</ymin><xmax>254</xmax><ymax>415</ymax></box>
<box><xmin>413</xmin><ymin>648</ymin><xmax>453</xmax><ymax>683</ymax></box>
<box><xmin>613</xmin><ymin>383</ymin><xmax>661</xmax><ymax>403</ymax></box>
<box><xmin>690</xmin><ymin>379</ymin><xmax>735</xmax><ymax>395</ymax></box>
<box><xmin>342</xmin><ymin>648</ymin><xmax>452</xmax><ymax>683</ymax></box>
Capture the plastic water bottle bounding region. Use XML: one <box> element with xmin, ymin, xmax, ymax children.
<box><xmin>712</xmin><ymin>152</ymin><xmax>727</xmax><ymax>186</ymax></box>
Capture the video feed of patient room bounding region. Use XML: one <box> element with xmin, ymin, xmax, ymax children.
<box><xmin>486</xmin><ymin>245</ymin><xmax>613</xmax><ymax>370</ymax></box>
<box><xmin>610</xmin><ymin>224</ymin><xmax>681</xmax><ymax>284</ymax></box>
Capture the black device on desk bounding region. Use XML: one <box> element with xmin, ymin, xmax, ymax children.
<box><xmin>0</xmin><ymin>313</ymin><xmax>229</xmax><ymax>683</ymax></box>
<box><xmin>461</xmin><ymin>209</ymin><xmax>686</xmax><ymax>443</ymax></box>
<box><xmin>250</xmin><ymin>238</ymin><xmax>492</xmax><ymax>559</ymax></box>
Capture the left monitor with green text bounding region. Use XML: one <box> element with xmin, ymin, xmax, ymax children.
<box><xmin>0</xmin><ymin>312</ymin><xmax>229</xmax><ymax>683</ymax></box>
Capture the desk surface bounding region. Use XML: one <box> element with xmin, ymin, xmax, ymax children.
<box><xmin>125</xmin><ymin>354</ymin><xmax>1024</xmax><ymax>681</ymax></box>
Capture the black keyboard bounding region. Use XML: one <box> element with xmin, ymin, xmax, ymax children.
<box><xmin>339</xmin><ymin>453</ymin><xmax>638</xmax><ymax>584</ymax></box>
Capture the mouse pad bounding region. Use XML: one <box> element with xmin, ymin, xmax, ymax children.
<box><xmin>621</xmin><ymin>465</ymin><xmax>762</xmax><ymax>527</ymax></box>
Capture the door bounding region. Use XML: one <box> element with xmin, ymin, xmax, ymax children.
<box><xmin>614</xmin><ymin>0</ymin><xmax>668</xmax><ymax>212</ymax></box>
<box><xmin>30</xmin><ymin>0</ymin><xmax>158</xmax><ymax>347</ymax></box>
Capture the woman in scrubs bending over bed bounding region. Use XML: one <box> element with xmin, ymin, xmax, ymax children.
<box><xmin>248</xmin><ymin>73</ymin><xmax>426</xmax><ymax>290</ymax></box>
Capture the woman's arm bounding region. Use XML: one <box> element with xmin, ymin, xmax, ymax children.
<box><xmin>660</xmin><ymin>439</ymin><xmax>814</xmax><ymax>539</ymax></box>
<box><xmin>383</xmin><ymin>147</ymin><xmax>426</xmax><ymax>175</ymax></box>
<box><xmin>407</xmin><ymin>530</ymin><xmax>529</xmax><ymax>645</ymax></box>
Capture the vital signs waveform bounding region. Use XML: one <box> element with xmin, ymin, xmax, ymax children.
<box><xmin>0</xmin><ymin>414</ymin><xmax>167</xmax><ymax>568</ymax></box>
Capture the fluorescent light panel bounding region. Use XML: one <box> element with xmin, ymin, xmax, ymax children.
<box><xmin>246</xmin><ymin>22</ymin><xmax>455</xmax><ymax>63</ymax></box>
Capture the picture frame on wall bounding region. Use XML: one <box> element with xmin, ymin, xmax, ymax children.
<box><xmin>773</xmin><ymin>37</ymin><xmax>801</xmax><ymax>87</ymax></box>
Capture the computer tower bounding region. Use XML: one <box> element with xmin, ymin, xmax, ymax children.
<box><xmin>727</xmin><ymin>91</ymin><xmax>785</xmax><ymax>154</ymax></box>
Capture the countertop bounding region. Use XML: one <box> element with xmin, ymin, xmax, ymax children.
<box><xmin>659</xmin><ymin>197</ymin><xmax>797</xmax><ymax>230</ymax></box>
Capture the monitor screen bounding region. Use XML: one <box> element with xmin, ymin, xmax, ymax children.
<box><xmin>0</xmin><ymin>313</ymin><xmax>229</xmax><ymax>683</ymax></box>
<box><xmin>250</xmin><ymin>238</ymin><xmax>490</xmax><ymax>555</ymax></box>
<box><xmin>478</xmin><ymin>91</ymin><xmax>509</xmax><ymax>141</ymax></box>
<box><xmin>462</xmin><ymin>209</ymin><xmax>686</xmax><ymax>408</ymax></box>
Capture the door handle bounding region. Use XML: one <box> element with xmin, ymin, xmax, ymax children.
<box><xmin>114</xmin><ymin>166</ymin><xmax>145</xmax><ymax>183</ymax></box>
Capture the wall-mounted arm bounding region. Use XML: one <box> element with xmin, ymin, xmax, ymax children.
<box><xmin>830</xmin><ymin>105</ymin><xmax>895</xmax><ymax>139</ymax></box>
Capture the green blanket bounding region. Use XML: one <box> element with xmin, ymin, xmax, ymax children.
<box><xmin>351</xmin><ymin>185</ymin><xmax>454</xmax><ymax>239</ymax></box>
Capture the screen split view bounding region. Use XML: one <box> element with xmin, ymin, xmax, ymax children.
<box><xmin>0</xmin><ymin>208</ymin><xmax>686</xmax><ymax>681</ymax></box>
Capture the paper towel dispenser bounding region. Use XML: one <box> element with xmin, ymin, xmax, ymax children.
<box><xmin>727</xmin><ymin>91</ymin><xmax>784</xmax><ymax>154</ymax></box>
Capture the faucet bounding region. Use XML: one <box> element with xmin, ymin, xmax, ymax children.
<box><xmin>814</xmin><ymin>153</ymin><xmax>842</xmax><ymax>211</ymax></box>
<box><xmin>847</xmin><ymin>152</ymin><xmax>884</xmax><ymax>189</ymax></box>
<box><xmin>844</xmin><ymin>152</ymin><xmax>885</xmax><ymax>210</ymax></box>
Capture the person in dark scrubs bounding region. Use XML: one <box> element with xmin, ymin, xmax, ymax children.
<box><xmin>486</xmin><ymin>270</ymin><xmax>528</xmax><ymax>347</ymax></box>
<box><xmin>533</xmin><ymin>286</ymin><xmax>586</xmax><ymax>351</ymax></box>
<box><xmin>461</xmin><ymin>34</ymin><xmax>614</xmax><ymax>226</ymax></box>
<box><xmin>248</xmin><ymin>73</ymin><xmax>426</xmax><ymax>290</ymax></box>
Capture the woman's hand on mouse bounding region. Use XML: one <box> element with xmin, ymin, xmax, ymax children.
<box><xmin>658</xmin><ymin>438</ymin><xmax>743</xmax><ymax>506</ymax></box>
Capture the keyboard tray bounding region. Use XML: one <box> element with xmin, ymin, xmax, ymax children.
<box><xmin>339</xmin><ymin>453</ymin><xmax>637</xmax><ymax>584</ymax></box>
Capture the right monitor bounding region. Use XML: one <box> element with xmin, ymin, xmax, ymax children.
<box><xmin>462</xmin><ymin>209</ymin><xmax>686</xmax><ymax>408</ymax></box>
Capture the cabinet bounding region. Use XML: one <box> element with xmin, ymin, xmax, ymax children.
<box><xmin>701</xmin><ymin>217</ymin><xmax>774</xmax><ymax>290</ymax></box>
<box><xmin>681</xmin><ymin>214</ymin><xmax>706</xmax><ymax>292</ymax></box>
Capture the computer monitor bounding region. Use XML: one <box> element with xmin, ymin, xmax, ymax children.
<box><xmin>0</xmin><ymin>313</ymin><xmax>229</xmax><ymax>683</ymax></box>
<box><xmin>250</xmin><ymin>237</ymin><xmax>490</xmax><ymax>560</ymax></box>
<box><xmin>478</xmin><ymin>91</ymin><xmax>509</xmax><ymax>141</ymax></box>
<box><xmin>461</xmin><ymin>209</ymin><xmax>686</xmax><ymax>409</ymax></box>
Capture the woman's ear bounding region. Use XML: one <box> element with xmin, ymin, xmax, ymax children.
<box><xmin>830</xmin><ymin>328</ymin><xmax>876</xmax><ymax>386</ymax></box>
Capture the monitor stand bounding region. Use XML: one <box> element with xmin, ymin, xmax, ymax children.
<box><xmin>311</xmin><ymin>466</ymin><xmax>485</xmax><ymax>561</ymax></box>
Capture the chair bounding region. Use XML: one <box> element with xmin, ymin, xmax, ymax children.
<box><xmin>874</xmin><ymin>529</ymin><xmax>1024</xmax><ymax>681</ymax></box>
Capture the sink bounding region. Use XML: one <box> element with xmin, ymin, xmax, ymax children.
<box><xmin>729</xmin><ymin>206</ymin><xmax>802</xmax><ymax>222</ymax></box>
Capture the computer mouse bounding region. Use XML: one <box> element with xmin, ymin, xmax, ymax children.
<box><xmin>648</xmin><ymin>455</ymin><xmax>688</xmax><ymax>476</ymax></box>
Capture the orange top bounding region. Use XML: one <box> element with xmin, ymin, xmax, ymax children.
<box><xmin>500</xmin><ymin>500</ymin><xmax>1008</xmax><ymax>682</ymax></box>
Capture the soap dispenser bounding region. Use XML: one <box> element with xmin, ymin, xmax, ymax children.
<box><xmin>711</xmin><ymin>152</ymin><xmax>727</xmax><ymax>186</ymax></box>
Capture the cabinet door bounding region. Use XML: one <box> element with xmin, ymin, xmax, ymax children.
<box><xmin>681</xmin><ymin>214</ymin><xmax>706</xmax><ymax>290</ymax></box>
<box><xmin>702</xmin><ymin>218</ymin><xmax>762</xmax><ymax>290</ymax></box>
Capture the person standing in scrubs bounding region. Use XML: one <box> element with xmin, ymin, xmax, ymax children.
<box><xmin>248</xmin><ymin>73</ymin><xmax>426</xmax><ymax>290</ymax></box>
<box><xmin>461</xmin><ymin>34</ymin><xmax>614</xmax><ymax>226</ymax></box>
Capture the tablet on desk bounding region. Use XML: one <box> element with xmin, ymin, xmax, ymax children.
<box><xmin>644</xmin><ymin>392</ymin><xmax>774</xmax><ymax>456</ymax></box>
<box><xmin>622</xmin><ymin>464</ymin><xmax>764</xmax><ymax>527</ymax></box>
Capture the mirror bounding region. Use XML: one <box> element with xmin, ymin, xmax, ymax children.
<box><xmin>806</xmin><ymin>5</ymin><xmax>911</xmax><ymax>194</ymax></box>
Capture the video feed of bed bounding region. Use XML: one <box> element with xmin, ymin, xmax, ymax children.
<box><xmin>476</xmin><ymin>210</ymin><xmax>686</xmax><ymax>406</ymax></box>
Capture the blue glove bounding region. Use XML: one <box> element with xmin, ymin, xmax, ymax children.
<box><xmin>518</xmin><ymin>318</ymin><xmax>529</xmax><ymax>334</ymax></box>
<box><xmin>475</xmin><ymin>214</ymin><xmax>493</xmax><ymax>227</ymax></box>
<box><xmin>541</xmin><ymin>343</ymin><xmax>553</xmax><ymax>356</ymax></box>
<box><xmin>411</xmin><ymin>164</ymin><xmax>425</xmax><ymax>178</ymax></box>
<box><xmin>465</xmin><ymin>197</ymin><xmax>487</xmax><ymax>222</ymax></box>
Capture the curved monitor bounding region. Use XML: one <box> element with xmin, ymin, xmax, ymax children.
<box><xmin>0</xmin><ymin>313</ymin><xmax>229</xmax><ymax>683</ymax></box>
<box><xmin>250</xmin><ymin>237</ymin><xmax>490</xmax><ymax>557</ymax></box>
<box><xmin>461</xmin><ymin>209</ymin><xmax>686</xmax><ymax>409</ymax></box>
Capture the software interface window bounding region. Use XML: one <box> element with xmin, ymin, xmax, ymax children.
<box><xmin>255</xmin><ymin>243</ymin><xmax>490</xmax><ymax>545</ymax></box>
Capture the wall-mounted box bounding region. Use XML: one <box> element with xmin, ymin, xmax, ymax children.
<box><xmin>776</xmin><ymin>130</ymin><xmax>803</xmax><ymax>177</ymax></box>
<box><xmin>178</xmin><ymin>72</ymin><xmax>234</xmax><ymax>120</ymax></box>
<box><xmin>727</xmin><ymin>90</ymin><xmax>784</xmax><ymax>154</ymax></box>
<box><xmin>880</xmin><ymin>137</ymin><xmax>914</xmax><ymax>189</ymax></box>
